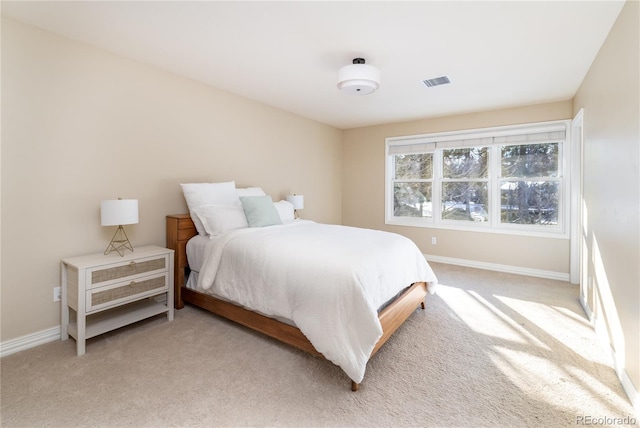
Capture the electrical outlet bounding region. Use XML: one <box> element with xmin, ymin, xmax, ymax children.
<box><xmin>431</xmin><ymin>237</ymin><xmax>437</xmax><ymax>245</ymax></box>
<box><xmin>53</xmin><ymin>287</ymin><xmax>61</xmax><ymax>302</ymax></box>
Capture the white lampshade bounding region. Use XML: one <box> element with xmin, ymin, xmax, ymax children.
<box><xmin>286</xmin><ymin>194</ymin><xmax>304</xmax><ymax>210</ymax></box>
<box><xmin>337</xmin><ymin>58</ymin><xmax>380</xmax><ymax>96</ymax></box>
<box><xmin>101</xmin><ymin>199</ymin><xmax>139</xmax><ymax>226</ymax></box>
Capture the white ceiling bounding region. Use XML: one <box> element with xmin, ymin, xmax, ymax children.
<box><xmin>2</xmin><ymin>1</ymin><xmax>625</xmax><ymax>129</ymax></box>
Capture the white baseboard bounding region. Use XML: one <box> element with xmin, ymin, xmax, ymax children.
<box><xmin>424</xmin><ymin>254</ymin><xmax>571</xmax><ymax>282</ymax></box>
<box><xmin>2</xmin><ymin>256</ymin><xmax>562</xmax><ymax>359</ymax></box>
<box><xmin>593</xmin><ymin>313</ymin><xmax>640</xmax><ymax>420</ymax></box>
<box><xmin>0</xmin><ymin>326</ymin><xmax>60</xmax><ymax>358</ymax></box>
<box><xmin>603</xmin><ymin>326</ymin><xmax>640</xmax><ymax>419</ymax></box>
<box><xmin>579</xmin><ymin>292</ymin><xmax>594</xmax><ymax>321</ymax></box>
<box><xmin>620</xmin><ymin>368</ymin><xmax>640</xmax><ymax>419</ymax></box>
<box><xmin>548</xmin><ymin>269</ymin><xmax>638</xmax><ymax>419</ymax></box>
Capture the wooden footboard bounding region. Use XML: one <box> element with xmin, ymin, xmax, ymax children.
<box><xmin>166</xmin><ymin>214</ymin><xmax>426</xmax><ymax>391</ymax></box>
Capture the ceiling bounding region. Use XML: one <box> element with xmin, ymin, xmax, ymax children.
<box><xmin>2</xmin><ymin>1</ymin><xmax>625</xmax><ymax>129</ymax></box>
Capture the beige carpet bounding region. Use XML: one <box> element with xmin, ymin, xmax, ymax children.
<box><xmin>1</xmin><ymin>263</ymin><xmax>637</xmax><ymax>427</ymax></box>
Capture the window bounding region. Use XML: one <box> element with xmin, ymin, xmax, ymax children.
<box><xmin>392</xmin><ymin>153</ymin><xmax>433</xmax><ymax>218</ymax></box>
<box><xmin>386</xmin><ymin>121</ymin><xmax>570</xmax><ymax>237</ymax></box>
<box><xmin>441</xmin><ymin>147</ymin><xmax>489</xmax><ymax>222</ymax></box>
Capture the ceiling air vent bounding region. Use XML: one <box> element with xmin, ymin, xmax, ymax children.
<box><xmin>423</xmin><ymin>76</ymin><xmax>451</xmax><ymax>88</ymax></box>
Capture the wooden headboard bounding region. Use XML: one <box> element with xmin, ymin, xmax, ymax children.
<box><xmin>166</xmin><ymin>214</ymin><xmax>197</xmax><ymax>309</ymax></box>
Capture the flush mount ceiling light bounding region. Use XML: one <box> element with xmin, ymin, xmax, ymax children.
<box><xmin>337</xmin><ymin>58</ymin><xmax>380</xmax><ymax>95</ymax></box>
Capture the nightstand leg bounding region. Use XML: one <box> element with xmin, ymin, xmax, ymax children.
<box><xmin>60</xmin><ymin>263</ymin><xmax>69</xmax><ymax>340</ymax></box>
<box><xmin>77</xmin><ymin>316</ymin><xmax>86</xmax><ymax>356</ymax></box>
<box><xmin>61</xmin><ymin>306</ymin><xmax>69</xmax><ymax>340</ymax></box>
<box><xmin>167</xmin><ymin>256</ymin><xmax>175</xmax><ymax>321</ymax></box>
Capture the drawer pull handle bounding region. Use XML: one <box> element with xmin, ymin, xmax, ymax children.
<box><xmin>129</xmin><ymin>281</ymin><xmax>136</xmax><ymax>287</ymax></box>
<box><xmin>129</xmin><ymin>261</ymin><xmax>136</xmax><ymax>268</ymax></box>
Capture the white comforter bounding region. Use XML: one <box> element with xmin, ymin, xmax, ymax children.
<box><xmin>197</xmin><ymin>220</ymin><xmax>437</xmax><ymax>383</ymax></box>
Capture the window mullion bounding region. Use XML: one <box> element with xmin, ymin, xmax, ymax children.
<box><xmin>433</xmin><ymin>149</ymin><xmax>442</xmax><ymax>222</ymax></box>
<box><xmin>490</xmin><ymin>145</ymin><xmax>500</xmax><ymax>227</ymax></box>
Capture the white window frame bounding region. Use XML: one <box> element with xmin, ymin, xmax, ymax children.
<box><xmin>385</xmin><ymin>120</ymin><xmax>571</xmax><ymax>239</ymax></box>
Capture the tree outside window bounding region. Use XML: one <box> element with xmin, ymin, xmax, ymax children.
<box><xmin>442</xmin><ymin>147</ymin><xmax>489</xmax><ymax>222</ymax></box>
<box><xmin>393</xmin><ymin>153</ymin><xmax>433</xmax><ymax>218</ymax></box>
<box><xmin>500</xmin><ymin>143</ymin><xmax>559</xmax><ymax>225</ymax></box>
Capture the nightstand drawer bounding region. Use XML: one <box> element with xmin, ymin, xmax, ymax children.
<box><xmin>88</xmin><ymin>255</ymin><xmax>167</xmax><ymax>288</ymax></box>
<box><xmin>87</xmin><ymin>273</ymin><xmax>168</xmax><ymax>311</ymax></box>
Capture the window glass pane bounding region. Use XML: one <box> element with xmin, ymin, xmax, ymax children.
<box><xmin>394</xmin><ymin>182</ymin><xmax>432</xmax><ymax>217</ymax></box>
<box><xmin>501</xmin><ymin>143</ymin><xmax>559</xmax><ymax>178</ymax></box>
<box><xmin>443</xmin><ymin>147</ymin><xmax>488</xmax><ymax>179</ymax></box>
<box><xmin>441</xmin><ymin>182</ymin><xmax>488</xmax><ymax>222</ymax></box>
<box><xmin>394</xmin><ymin>154</ymin><xmax>433</xmax><ymax>180</ymax></box>
<box><xmin>500</xmin><ymin>181</ymin><xmax>559</xmax><ymax>225</ymax></box>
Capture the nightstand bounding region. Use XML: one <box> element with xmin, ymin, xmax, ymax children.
<box><xmin>61</xmin><ymin>245</ymin><xmax>174</xmax><ymax>356</ymax></box>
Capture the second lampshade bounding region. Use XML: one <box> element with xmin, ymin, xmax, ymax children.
<box><xmin>286</xmin><ymin>194</ymin><xmax>304</xmax><ymax>219</ymax></box>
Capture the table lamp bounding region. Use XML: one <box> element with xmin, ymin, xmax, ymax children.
<box><xmin>101</xmin><ymin>198</ymin><xmax>138</xmax><ymax>256</ymax></box>
<box><xmin>286</xmin><ymin>194</ymin><xmax>304</xmax><ymax>219</ymax></box>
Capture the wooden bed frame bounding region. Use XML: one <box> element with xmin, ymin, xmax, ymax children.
<box><xmin>166</xmin><ymin>214</ymin><xmax>427</xmax><ymax>391</ymax></box>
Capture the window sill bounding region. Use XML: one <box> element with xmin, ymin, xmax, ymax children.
<box><xmin>385</xmin><ymin>217</ymin><xmax>569</xmax><ymax>239</ymax></box>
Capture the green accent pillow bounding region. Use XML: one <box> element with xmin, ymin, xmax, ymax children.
<box><xmin>240</xmin><ymin>196</ymin><xmax>283</xmax><ymax>228</ymax></box>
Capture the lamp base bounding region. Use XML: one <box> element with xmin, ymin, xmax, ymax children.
<box><xmin>104</xmin><ymin>225</ymin><xmax>134</xmax><ymax>257</ymax></box>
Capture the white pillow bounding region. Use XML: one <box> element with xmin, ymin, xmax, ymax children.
<box><xmin>181</xmin><ymin>181</ymin><xmax>240</xmax><ymax>235</ymax></box>
<box><xmin>274</xmin><ymin>200</ymin><xmax>295</xmax><ymax>223</ymax></box>
<box><xmin>237</xmin><ymin>187</ymin><xmax>266</xmax><ymax>198</ymax></box>
<box><xmin>192</xmin><ymin>204</ymin><xmax>248</xmax><ymax>236</ymax></box>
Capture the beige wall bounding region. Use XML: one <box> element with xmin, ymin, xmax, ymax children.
<box><xmin>573</xmin><ymin>0</ymin><xmax>639</xmax><ymax>397</ymax></box>
<box><xmin>342</xmin><ymin>101</ymin><xmax>573</xmax><ymax>274</ymax></box>
<box><xmin>0</xmin><ymin>18</ymin><xmax>343</xmax><ymax>341</ymax></box>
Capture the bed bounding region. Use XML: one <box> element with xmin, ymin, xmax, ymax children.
<box><xmin>166</xmin><ymin>184</ymin><xmax>437</xmax><ymax>391</ymax></box>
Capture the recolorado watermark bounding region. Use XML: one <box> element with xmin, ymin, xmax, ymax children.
<box><xmin>576</xmin><ymin>415</ymin><xmax>637</xmax><ymax>426</ymax></box>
